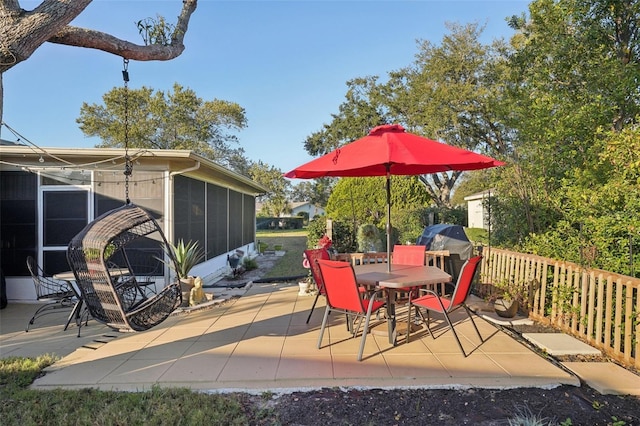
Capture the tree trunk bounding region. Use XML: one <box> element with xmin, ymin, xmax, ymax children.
<box><xmin>0</xmin><ymin>73</ymin><xmax>3</xmax><ymax>136</ymax></box>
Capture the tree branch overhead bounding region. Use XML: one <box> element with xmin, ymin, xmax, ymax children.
<box><xmin>0</xmin><ymin>0</ymin><xmax>197</xmax><ymax>124</ymax></box>
<box><xmin>0</xmin><ymin>0</ymin><xmax>197</xmax><ymax>73</ymax></box>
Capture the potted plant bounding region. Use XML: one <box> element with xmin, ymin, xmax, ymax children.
<box><xmin>298</xmin><ymin>269</ymin><xmax>314</xmax><ymax>296</ymax></box>
<box><xmin>159</xmin><ymin>239</ymin><xmax>205</xmax><ymax>290</ymax></box>
<box><xmin>487</xmin><ymin>278</ymin><xmax>539</xmax><ymax>318</ymax></box>
<box><xmin>493</xmin><ymin>293</ymin><xmax>520</xmax><ymax>318</ymax></box>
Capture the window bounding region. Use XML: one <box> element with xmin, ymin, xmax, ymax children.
<box><xmin>228</xmin><ymin>190</ymin><xmax>243</xmax><ymax>250</ymax></box>
<box><xmin>174</xmin><ymin>175</ymin><xmax>256</xmax><ymax>260</ymax></box>
<box><xmin>207</xmin><ymin>184</ymin><xmax>228</xmax><ymax>258</ymax></box>
<box><xmin>43</xmin><ymin>191</ymin><xmax>88</xmax><ymax>246</ymax></box>
<box><xmin>243</xmin><ymin>194</ymin><xmax>255</xmax><ymax>246</ymax></box>
<box><xmin>174</xmin><ymin>175</ymin><xmax>205</xmax><ymax>250</ymax></box>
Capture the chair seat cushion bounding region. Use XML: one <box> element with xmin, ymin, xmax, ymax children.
<box><xmin>412</xmin><ymin>293</ymin><xmax>452</xmax><ymax>311</ymax></box>
<box><xmin>363</xmin><ymin>298</ymin><xmax>385</xmax><ymax>312</ymax></box>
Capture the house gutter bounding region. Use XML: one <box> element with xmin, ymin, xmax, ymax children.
<box><xmin>169</xmin><ymin>161</ymin><xmax>201</xmax><ymax>176</ymax></box>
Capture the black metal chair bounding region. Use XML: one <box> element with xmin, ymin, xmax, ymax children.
<box><xmin>67</xmin><ymin>204</ymin><xmax>182</xmax><ymax>335</ymax></box>
<box><xmin>109</xmin><ymin>248</ymin><xmax>162</xmax><ymax>296</ymax></box>
<box><xmin>25</xmin><ymin>256</ymin><xmax>76</xmax><ymax>332</ymax></box>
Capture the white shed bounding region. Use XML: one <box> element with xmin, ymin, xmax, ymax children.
<box><xmin>464</xmin><ymin>190</ymin><xmax>494</xmax><ymax>230</ymax></box>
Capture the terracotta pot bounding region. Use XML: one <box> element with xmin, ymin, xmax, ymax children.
<box><xmin>494</xmin><ymin>298</ymin><xmax>519</xmax><ymax>318</ymax></box>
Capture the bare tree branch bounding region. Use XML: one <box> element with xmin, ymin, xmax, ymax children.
<box><xmin>47</xmin><ymin>0</ymin><xmax>197</xmax><ymax>61</ymax></box>
<box><xmin>0</xmin><ymin>0</ymin><xmax>197</xmax><ymax>129</ymax></box>
<box><xmin>0</xmin><ymin>0</ymin><xmax>196</xmax><ymax>71</ymax></box>
<box><xmin>1</xmin><ymin>0</ymin><xmax>93</xmax><ymax>72</ymax></box>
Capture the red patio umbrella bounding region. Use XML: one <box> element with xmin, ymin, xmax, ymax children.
<box><xmin>284</xmin><ymin>124</ymin><xmax>505</xmax><ymax>271</ymax></box>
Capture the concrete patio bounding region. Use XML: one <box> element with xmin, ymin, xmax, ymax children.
<box><xmin>0</xmin><ymin>281</ymin><xmax>603</xmax><ymax>393</ymax></box>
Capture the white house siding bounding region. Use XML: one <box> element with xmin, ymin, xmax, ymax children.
<box><xmin>289</xmin><ymin>202</ymin><xmax>325</xmax><ymax>220</ymax></box>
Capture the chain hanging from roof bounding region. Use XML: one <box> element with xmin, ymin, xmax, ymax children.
<box><xmin>122</xmin><ymin>58</ymin><xmax>132</xmax><ymax>205</ymax></box>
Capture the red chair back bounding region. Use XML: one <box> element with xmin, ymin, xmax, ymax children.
<box><xmin>449</xmin><ymin>255</ymin><xmax>482</xmax><ymax>308</ymax></box>
<box><xmin>392</xmin><ymin>245</ymin><xmax>425</xmax><ymax>266</ymax></box>
<box><xmin>317</xmin><ymin>259</ymin><xmax>366</xmax><ymax>313</ymax></box>
<box><xmin>304</xmin><ymin>249</ymin><xmax>330</xmax><ymax>294</ymax></box>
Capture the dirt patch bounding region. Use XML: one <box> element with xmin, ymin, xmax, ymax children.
<box><xmin>207</xmin><ymin>253</ymin><xmax>293</xmax><ymax>289</ymax></box>
<box><xmin>237</xmin><ymin>386</ymin><xmax>639</xmax><ymax>425</ymax></box>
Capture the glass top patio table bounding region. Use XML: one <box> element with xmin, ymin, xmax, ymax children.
<box><xmin>53</xmin><ymin>268</ymin><xmax>130</xmax><ymax>282</ymax></box>
<box><xmin>53</xmin><ymin>268</ymin><xmax>131</xmax><ymax>332</ymax></box>
<box><xmin>354</xmin><ymin>263</ymin><xmax>451</xmax><ymax>345</ymax></box>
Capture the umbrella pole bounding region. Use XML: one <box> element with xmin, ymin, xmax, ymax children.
<box><xmin>386</xmin><ymin>168</ymin><xmax>392</xmax><ymax>273</ymax></box>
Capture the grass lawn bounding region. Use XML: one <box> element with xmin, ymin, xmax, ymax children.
<box><xmin>0</xmin><ymin>356</ymin><xmax>263</xmax><ymax>424</ymax></box>
<box><xmin>256</xmin><ymin>229</ymin><xmax>308</xmax><ymax>279</ymax></box>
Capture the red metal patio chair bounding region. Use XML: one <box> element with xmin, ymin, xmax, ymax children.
<box><xmin>391</xmin><ymin>244</ymin><xmax>427</xmax><ymax>330</ymax></box>
<box><xmin>316</xmin><ymin>259</ymin><xmax>386</xmax><ymax>361</ymax></box>
<box><xmin>392</xmin><ymin>244</ymin><xmax>427</xmax><ymax>296</ymax></box>
<box><xmin>305</xmin><ymin>249</ymin><xmax>369</xmax><ymax>326</ymax></box>
<box><xmin>407</xmin><ymin>255</ymin><xmax>484</xmax><ymax>356</ymax></box>
<box><xmin>392</xmin><ymin>244</ymin><xmax>426</xmax><ymax>266</ymax></box>
<box><xmin>304</xmin><ymin>248</ymin><xmax>331</xmax><ymax>324</ymax></box>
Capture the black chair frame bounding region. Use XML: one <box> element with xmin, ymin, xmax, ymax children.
<box><xmin>25</xmin><ymin>256</ymin><xmax>76</xmax><ymax>332</ymax></box>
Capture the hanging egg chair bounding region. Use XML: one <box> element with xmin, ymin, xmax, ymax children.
<box><xmin>67</xmin><ymin>203</ymin><xmax>182</xmax><ymax>334</ymax></box>
<box><xmin>66</xmin><ymin>59</ymin><xmax>181</xmax><ymax>335</ymax></box>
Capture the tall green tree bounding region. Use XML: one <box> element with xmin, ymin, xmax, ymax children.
<box><xmin>77</xmin><ymin>83</ymin><xmax>249</xmax><ymax>173</ymax></box>
<box><xmin>249</xmin><ymin>161</ymin><xmax>291</xmax><ymax>217</ymax></box>
<box><xmin>381</xmin><ymin>22</ymin><xmax>511</xmax><ymax>208</ymax></box>
<box><xmin>521</xmin><ymin>124</ymin><xmax>640</xmax><ymax>274</ymax></box>
<box><xmin>491</xmin><ymin>0</ymin><xmax>640</xmax><ymax>276</ymax></box>
<box><xmin>290</xmin><ymin>178</ymin><xmax>334</xmax><ymax>207</ymax></box>
<box><xmin>303</xmin><ymin>23</ymin><xmax>509</xmax><ymax>209</ymax></box>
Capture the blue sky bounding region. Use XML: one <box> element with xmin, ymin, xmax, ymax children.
<box><xmin>3</xmin><ymin>0</ymin><xmax>529</xmax><ymax>174</ymax></box>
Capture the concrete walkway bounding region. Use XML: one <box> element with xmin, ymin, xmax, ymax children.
<box><xmin>1</xmin><ymin>281</ymin><xmax>633</xmax><ymax>394</ymax></box>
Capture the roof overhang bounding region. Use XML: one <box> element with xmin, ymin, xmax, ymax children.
<box><xmin>0</xmin><ymin>146</ymin><xmax>268</xmax><ymax>195</ymax></box>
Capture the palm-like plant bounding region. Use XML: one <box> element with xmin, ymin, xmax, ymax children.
<box><xmin>161</xmin><ymin>239</ymin><xmax>205</xmax><ymax>280</ymax></box>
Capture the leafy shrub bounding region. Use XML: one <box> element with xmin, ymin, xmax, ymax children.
<box><xmin>357</xmin><ymin>224</ymin><xmax>383</xmax><ymax>252</ymax></box>
<box><xmin>306</xmin><ymin>217</ymin><xmax>326</xmax><ymax>249</ymax></box>
<box><xmin>243</xmin><ymin>257</ymin><xmax>258</xmax><ymax>271</ymax></box>
<box><xmin>307</xmin><ymin>217</ymin><xmax>357</xmax><ymax>253</ymax></box>
<box><xmin>393</xmin><ymin>208</ymin><xmax>426</xmax><ymax>244</ymax></box>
